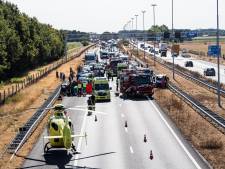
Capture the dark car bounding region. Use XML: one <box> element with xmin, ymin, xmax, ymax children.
<box><xmin>161</xmin><ymin>51</ymin><xmax>167</xmax><ymax>57</ymax></box>
<box><xmin>204</xmin><ymin>68</ymin><xmax>216</xmax><ymax>76</ymax></box>
<box><xmin>185</xmin><ymin>61</ymin><xmax>193</xmax><ymax>67</ymax></box>
<box><xmin>140</xmin><ymin>44</ymin><xmax>145</xmax><ymax>48</ymax></box>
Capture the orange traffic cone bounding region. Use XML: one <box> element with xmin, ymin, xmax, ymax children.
<box><xmin>149</xmin><ymin>150</ymin><xmax>153</xmax><ymax>160</ymax></box>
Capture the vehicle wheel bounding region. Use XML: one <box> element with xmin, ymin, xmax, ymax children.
<box><xmin>149</xmin><ymin>95</ymin><xmax>154</xmax><ymax>100</ymax></box>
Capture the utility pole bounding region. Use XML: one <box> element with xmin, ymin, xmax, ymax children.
<box><xmin>135</xmin><ymin>14</ymin><xmax>139</xmax><ymax>57</ymax></box>
<box><xmin>216</xmin><ymin>0</ymin><xmax>221</xmax><ymax>107</ymax></box>
<box><xmin>142</xmin><ymin>10</ymin><xmax>146</xmax><ymax>60</ymax></box>
<box><xmin>151</xmin><ymin>4</ymin><xmax>157</xmax><ymax>66</ymax></box>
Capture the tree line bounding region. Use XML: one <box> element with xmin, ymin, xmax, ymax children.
<box><xmin>0</xmin><ymin>1</ymin><xmax>66</xmax><ymax>81</ymax></box>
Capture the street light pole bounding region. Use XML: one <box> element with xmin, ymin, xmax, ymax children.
<box><xmin>142</xmin><ymin>10</ymin><xmax>146</xmax><ymax>60</ymax></box>
<box><xmin>131</xmin><ymin>17</ymin><xmax>134</xmax><ymax>49</ymax></box>
<box><xmin>172</xmin><ymin>0</ymin><xmax>175</xmax><ymax>79</ymax></box>
<box><xmin>135</xmin><ymin>14</ymin><xmax>139</xmax><ymax>57</ymax></box>
<box><xmin>151</xmin><ymin>4</ymin><xmax>157</xmax><ymax>66</ymax></box>
<box><xmin>128</xmin><ymin>20</ymin><xmax>131</xmax><ymax>41</ymax></box>
<box><xmin>216</xmin><ymin>0</ymin><xmax>221</xmax><ymax>107</ymax></box>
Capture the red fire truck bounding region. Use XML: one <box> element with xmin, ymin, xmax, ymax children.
<box><xmin>119</xmin><ymin>69</ymin><xmax>154</xmax><ymax>98</ymax></box>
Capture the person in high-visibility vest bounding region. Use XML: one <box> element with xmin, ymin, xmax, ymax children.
<box><xmin>73</xmin><ymin>85</ymin><xmax>78</xmax><ymax>96</ymax></box>
<box><xmin>82</xmin><ymin>82</ymin><xmax>87</xmax><ymax>95</ymax></box>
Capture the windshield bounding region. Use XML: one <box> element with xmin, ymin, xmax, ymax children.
<box><xmin>94</xmin><ymin>83</ymin><xmax>109</xmax><ymax>90</ymax></box>
<box><xmin>134</xmin><ymin>76</ymin><xmax>150</xmax><ymax>85</ymax></box>
<box><xmin>156</xmin><ymin>76</ymin><xmax>164</xmax><ymax>81</ymax></box>
<box><xmin>85</xmin><ymin>55</ymin><xmax>96</xmax><ymax>61</ymax></box>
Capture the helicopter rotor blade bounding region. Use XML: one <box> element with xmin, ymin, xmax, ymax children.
<box><xmin>67</xmin><ymin>108</ymin><xmax>107</xmax><ymax>115</ymax></box>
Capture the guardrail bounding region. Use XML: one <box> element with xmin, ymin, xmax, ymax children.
<box><xmin>0</xmin><ymin>44</ymin><xmax>95</xmax><ymax>159</ymax></box>
<box><xmin>129</xmin><ymin>43</ymin><xmax>225</xmax><ymax>97</ymax></box>
<box><xmin>168</xmin><ymin>83</ymin><xmax>225</xmax><ymax>131</ymax></box>
<box><xmin>123</xmin><ymin>44</ymin><xmax>225</xmax><ymax>133</ymax></box>
<box><xmin>7</xmin><ymin>85</ymin><xmax>61</xmax><ymax>159</ymax></box>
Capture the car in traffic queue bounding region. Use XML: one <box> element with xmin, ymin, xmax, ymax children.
<box><xmin>185</xmin><ymin>61</ymin><xmax>194</xmax><ymax>67</ymax></box>
<box><xmin>100</xmin><ymin>50</ymin><xmax>109</xmax><ymax>59</ymax></box>
<box><xmin>117</xmin><ymin>63</ymin><xmax>129</xmax><ymax>77</ymax></box>
<box><xmin>85</xmin><ymin>52</ymin><xmax>97</xmax><ymax>64</ymax></box>
<box><xmin>92</xmin><ymin>77</ymin><xmax>111</xmax><ymax>102</ymax></box>
<box><xmin>204</xmin><ymin>68</ymin><xmax>216</xmax><ymax>76</ymax></box>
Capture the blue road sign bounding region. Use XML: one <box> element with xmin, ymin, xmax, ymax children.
<box><xmin>208</xmin><ymin>45</ymin><xmax>221</xmax><ymax>56</ymax></box>
<box><xmin>186</xmin><ymin>31</ymin><xmax>198</xmax><ymax>38</ymax></box>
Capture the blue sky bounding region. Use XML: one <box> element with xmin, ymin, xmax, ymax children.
<box><xmin>5</xmin><ymin>0</ymin><xmax>225</xmax><ymax>33</ymax></box>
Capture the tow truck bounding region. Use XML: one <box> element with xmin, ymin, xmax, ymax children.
<box><xmin>119</xmin><ymin>69</ymin><xmax>154</xmax><ymax>98</ymax></box>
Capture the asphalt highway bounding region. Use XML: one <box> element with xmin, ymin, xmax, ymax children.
<box><xmin>21</xmin><ymin>78</ymin><xmax>211</xmax><ymax>169</ymax></box>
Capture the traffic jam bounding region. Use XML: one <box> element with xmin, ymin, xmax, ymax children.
<box><xmin>59</xmin><ymin>40</ymin><xmax>169</xmax><ymax>109</ymax></box>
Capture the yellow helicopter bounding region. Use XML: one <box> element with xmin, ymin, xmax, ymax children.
<box><xmin>43</xmin><ymin>104</ymin><xmax>86</xmax><ymax>154</ymax></box>
<box><xmin>43</xmin><ymin>104</ymin><xmax>104</xmax><ymax>154</ymax></box>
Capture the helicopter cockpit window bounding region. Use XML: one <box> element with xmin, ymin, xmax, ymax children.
<box><xmin>51</xmin><ymin>122</ymin><xmax>58</xmax><ymax>131</ymax></box>
<box><xmin>56</xmin><ymin>112</ymin><xmax>64</xmax><ymax>117</ymax></box>
<box><xmin>69</xmin><ymin>121</ymin><xmax>72</xmax><ymax>128</ymax></box>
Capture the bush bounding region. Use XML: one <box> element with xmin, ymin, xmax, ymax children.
<box><xmin>200</xmin><ymin>139</ymin><xmax>223</xmax><ymax>150</ymax></box>
<box><xmin>81</xmin><ymin>41</ymin><xmax>89</xmax><ymax>46</ymax></box>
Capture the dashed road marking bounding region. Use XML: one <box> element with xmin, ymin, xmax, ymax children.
<box><xmin>147</xmin><ymin>97</ymin><xmax>202</xmax><ymax>169</ymax></box>
<box><xmin>129</xmin><ymin>146</ymin><xmax>134</xmax><ymax>154</ymax></box>
<box><xmin>74</xmin><ymin>111</ymin><xmax>88</xmax><ymax>166</ymax></box>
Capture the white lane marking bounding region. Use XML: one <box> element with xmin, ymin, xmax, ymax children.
<box><xmin>74</xmin><ymin>111</ymin><xmax>88</xmax><ymax>166</ymax></box>
<box><xmin>125</xmin><ymin>128</ymin><xmax>128</xmax><ymax>133</ymax></box>
<box><xmin>129</xmin><ymin>146</ymin><xmax>134</xmax><ymax>154</ymax></box>
<box><xmin>121</xmin><ymin>113</ymin><xmax>125</xmax><ymax>118</ymax></box>
<box><xmin>147</xmin><ymin>97</ymin><xmax>202</xmax><ymax>169</ymax></box>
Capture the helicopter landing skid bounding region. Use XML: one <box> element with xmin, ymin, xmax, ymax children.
<box><xmin>43</xmin><ymin>142</ymin><xmax>51</xmax><ymax>154</ymax></box>
<box><xmin>71</xmin><ymin>143</ymin><xmax>81</xmax><ymax>154</ymax></box>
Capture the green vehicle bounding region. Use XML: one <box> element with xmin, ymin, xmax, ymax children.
<box><xmin>117</xmin><ymin>63</ymin><xmax>128</xmax><ymax>77</ymax></box>
<box><xmin>93</xmin><ymin>77</ymin><xmax>111</xmax><ymax>102</ymax></box>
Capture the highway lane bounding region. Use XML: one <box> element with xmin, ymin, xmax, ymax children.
<box><xmin>72</xmin><ymin>80</ymin><xmax>210</xmax><ymax>169</ymax></box>
<box><xmin>21</xmin><ymin>79</ymin><xmax>210</xmax><ymax>168</ymax></box>
<box><xmin>136</xmin><ymin>42</ymin><xmax>225</xmax><ymax>85</ymax></box>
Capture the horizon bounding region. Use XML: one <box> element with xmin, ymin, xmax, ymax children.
<box><xmin>4</xmin><ymin>0</ymin><xmax>225</xmax><ymax>34</ymax></box>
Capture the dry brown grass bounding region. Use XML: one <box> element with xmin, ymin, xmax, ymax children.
<box><xmin>200</xmin><ymin>138</ymin><xmax>223</xmax><ymax>150</ymax></box>
<box><xmin>0</xmin><ymin>47</ymin><xmax>82</xmax><ymax>93</ymax></box>
<box><xmin>154</xmin><ymin>89</ymin><xmax>225</xmax><ymax>169</ymax></box>
<box><xmin>180</xmin><ymin>42</ymin><xmax>225</xmax><ymax>66</ymax></box>
<box><xmin>0</xmin><ymin>46</ymin><xmax>91</xmax><ymax>168</ymax></box>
